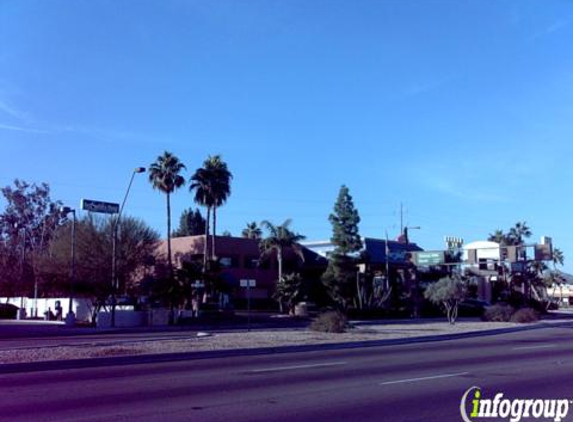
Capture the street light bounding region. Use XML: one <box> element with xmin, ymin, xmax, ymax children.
<box><xmin>13</xmin><ymin>223</ymin><xmax>27</xmax><ymax>319</ymax></box>
<box><xmin>110</xmin><ymin>167</ymin><xmax>146</xmax><ymax>327</ymax></box>
<box><xmin>60</xmin><ymin>206</ymin><xmax>76</xmax><ymax>326</ymax></box>
<box><xmin>403</xmin><ymin>226</ymin><xmax>421</xmax><ymax>244</ymax></box>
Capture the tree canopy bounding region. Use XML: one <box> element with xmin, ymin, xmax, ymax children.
<box><xmin>0</xmin><ymin>180</ymin><xmax>64</xmax><ymax>297</ymax></box>
<box><xmin>148</xmin><ymin>151</ymin><xmax>186</xmax><ymax>279</ymax></box>
<box><xmin>172</xmin><ymin>208</ymin><xmax>206</xmax><ymax>237</ymax></box>
<box><xmin>424</xmin><ymin>275</ymin><xmax>466</xmax><ymax>324</ymax></box>
<box><xmin>40</xmin><ymin>215</ymin><xmax>160</xmax><ymax>320</ymax></box>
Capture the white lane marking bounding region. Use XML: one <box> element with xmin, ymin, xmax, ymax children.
<box><xmin>379</xmin><ymin>372</ymin><xmax>469</xmax><ymax>386</ymax></box>
<box><xmin>512</xmin><ymin>344</ymin><xmax>557</xmax><ymax>351</ymax></box>
<box><xmin>247</xmin><ymin>362</ymin><xmax>347</xmax><ymax>373</ymax></box>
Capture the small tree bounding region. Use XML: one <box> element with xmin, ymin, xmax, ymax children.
<box><xmin>424</xmin><ymin>275</ymin><xmax>466</xmax><ymax>324</ymax></box>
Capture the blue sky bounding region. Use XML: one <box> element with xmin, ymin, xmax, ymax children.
<box><xmin>1</xmin><ymin>1</ymin><xmax>572</xmax><ymax>270</ymax></box>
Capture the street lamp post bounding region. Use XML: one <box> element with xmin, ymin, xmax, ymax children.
<box><xmin>60</xmin><ymin>206</ymin><xmax>76</xmax><ymax>326</ymax></box>
<box><xmin>13</xmin><ymin>223</ymin><xmax>26</xmax><ymax>320</ymax></box>
<box><xmin>110</xmin><ymin>167</ymin><xmax>146</xmax><ymax>328</ymax></box>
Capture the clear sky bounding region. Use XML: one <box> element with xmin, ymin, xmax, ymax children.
<box><xmin>1</xmin><ymin>1</ymin><xmax>572</xmax><ymax>270</ymax></box>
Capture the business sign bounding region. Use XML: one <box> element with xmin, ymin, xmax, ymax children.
<box><xmin>81</xmin><ymin>199</ymin><xmax>120</xmax><ymax>214</ymax></box>
<box><xmin>414</xmin><ymin>251</ymin><xmax>445</xmax><ymax>266</ymax></box>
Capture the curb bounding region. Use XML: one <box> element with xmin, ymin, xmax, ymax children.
<box><xmin>1</xmin><ymin>320</ymin><xmax>571</xmax><ymax>375</ymax></box>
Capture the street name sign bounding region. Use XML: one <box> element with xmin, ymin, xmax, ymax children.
<box><xmin>81</xmin><ymin>199</ymin><xmax>120</xmax><ymax>214</ymax></box>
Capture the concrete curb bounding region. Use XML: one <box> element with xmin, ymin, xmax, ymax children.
<box><xmin>1</xmin><ymin>320</ymin><xmax>571</xmax><ymax>375</ymax></box>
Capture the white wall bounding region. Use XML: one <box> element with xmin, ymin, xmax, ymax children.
<box><xmin>463</xmin><ymin>240</ymin><xmax>501</xmax><ymax>261</ymax></box>
<box><xmin>0</xmin><ymin>297</ymin><xmax>93</xmax><ymax>321</ymax></box>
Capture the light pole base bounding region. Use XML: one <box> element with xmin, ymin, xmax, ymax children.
<box><xmin>17</xmin><ymin>309</ymin><xmax>26</xmax><ymax>320</ymax></box>
<box><xmin>65</xmin><ymin>312</ymin><xmax>76</xmax><ymax>327</ymax></box>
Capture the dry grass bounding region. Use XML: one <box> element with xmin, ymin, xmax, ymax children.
<box><xmin>0</xmin><ymin>321</ymin><xmax>524</xmax><ymax>365</ymax></box>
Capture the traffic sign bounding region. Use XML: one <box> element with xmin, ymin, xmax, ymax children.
<box><xmin>414</xmin><ymin>251</ymin><xmax>445</xmax><ymax>266</ymax></box>
<box><xmin>81</xmin><ymin>199</ymin><xmax>120</xmax><ymax>214</ymax></box>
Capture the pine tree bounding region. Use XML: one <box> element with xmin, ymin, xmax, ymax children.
<box><xmin>322</xmin><ymin>185</ymin><xmax>362</xmax><ymax>311</ymax></box>
<box><xmin>172</xmin><ymin>208</ymin><xmax>206</xmax><ymax>237</ymax></box>
<box><xmin>328</xmin><ymin>185</ymin><xmax>362</xmax><ymax>255</ymax></box>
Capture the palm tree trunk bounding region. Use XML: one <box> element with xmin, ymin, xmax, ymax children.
<box><xmin>167</xmin><ymin>192</ymin><xmax>174</xmax><ymax>325</ymax></box>
<box><xmin>212</xmin><ymin>206</ymin><xmax>217</xmax><ymax>259</ymax></box>
<box><xmin>203</xmin><ymin>206</ymin><xmax>211</xmax><ymax>272</ymax></box>
<box><xmin>277</xmin><ymin>246</ymin><xmax>283</xmax><ymax>313</ymax></box>
<box><xmin>167</xmin><ymin>192</ymin><xmax>173</xmax><ymax>279</ymax></box>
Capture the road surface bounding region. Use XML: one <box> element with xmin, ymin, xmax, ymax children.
<box><xmin>2</xmin><ymin>324</ymin><xmax>573</xmax><ymax>421</ymax></box>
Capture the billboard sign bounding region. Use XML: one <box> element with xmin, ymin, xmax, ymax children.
<box><xmin>414</xmin><ymin>251</ymin><xmax>445</xmax><ymax>266</ymax></box>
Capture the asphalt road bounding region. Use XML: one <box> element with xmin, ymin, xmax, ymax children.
<box><xmin>2</xmin><ymin>325</ymin><xmax>573</xmax><ymax>422</ymax></box>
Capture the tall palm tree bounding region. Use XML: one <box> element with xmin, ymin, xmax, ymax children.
<box><xmin>204</xmin><ymin>155</ymin><xmax>232</xmax><ymax>258</ymax></box>
<box><xmin>259</xmin><ymin>219</ymin><xmax>306</xmax><ymax>286</ymax></box>
<box><xmin>148</xmin><ymin>151</ymin><xmax>186</xmax><ymax>278</ymax></box>
<box><xmin>189</xmin><ymin>166</ymin><xmax>213</xmax><ymax>270</ymax></box>
<box><xmin>242</xmin><ymin>221</ymin><xmax>262</xmax><ymax>240</ymax></box>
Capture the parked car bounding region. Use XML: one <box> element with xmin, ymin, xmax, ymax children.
<box><xmin>458</xmin><ymin>299</ymin><xmax>491</xmax><ymax>317</ymax></box>
<box><xmin>0</xmin><ymin>303</ymin><xmax>19</xmax><ymax>319</ymax></box>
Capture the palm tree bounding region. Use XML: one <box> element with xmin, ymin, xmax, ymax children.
<box><xmin>553</xmin><ymin>247</ymin><xmax>565</xmax><ymax>302</ymax></box>
<box><xmin>189</xmin><ymin>155</ymin><xmax>232</xmax><ymax>267</ymax></box>
<box><xmin>148</xmin><ymin>151</ymin><xmax>186</xmax><ymax>279</ymax></box>
<box><xmin>272</xmin><ymin>272</ymin><xmax>304</xmax><ymax>315</ymax></box>
<box><xmin>189</xmin><ymin>166</ymin><xmax>213</xmax><ymax>270</ymax></box>
<box><xmin>242</xmin><ymin>221</ymin><xmax>262</xmax><ymax>240</ymax></box>
<box><xmin>553</xmin><ymin>247</ymin><xmax>565</xmax><ymax>268</ymax></box>
<box><xmin>488</xmin><ymin>229</ymin><xmax>508</xmax><ymax>245</ymax></box>
<box><xmin>508</xmin><ymin>221</ymin><xmax>532</xmax><ymax>246</ymax></box>
<box><xmin>204</xmin><ymin>155</ymin><xmax>232</xmax><ymax>258</ymax></box>
<box><xmin>259</xmin><ymin>219</ymin><xmax>306</xmax><ymax>289</ymax></box>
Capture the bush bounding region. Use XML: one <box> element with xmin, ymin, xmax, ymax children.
<box><xmin>483</xmin><ymin>304</ymin><xmax>514</xmax><ymax>322</ymax></box>
<box><xmin>310</xmin><ymin>311</ymin><xmax>348</xmax><ymax>333</ymax></box>
<box><xmin>510</xmin><ymin>308</ymin><xmax>539</xmax><ymax>323</ymax></box>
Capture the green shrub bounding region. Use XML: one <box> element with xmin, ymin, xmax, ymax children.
<box><xmin>510</xmin><ymin>308</ymin><xmax>539</xmax><ymax>323</ymax></box>
<box><xmin>483</xmin><ymin>304</ymin><xmax>514</xmax><ymax>322</ymax></box>
<box><xmin>310</xmin><ymin>311</ymin><xmax>348</xmax><ymax>333</ymax></box>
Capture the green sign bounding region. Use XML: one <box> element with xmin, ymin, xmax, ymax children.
<box><xmin>415</xmin><ymin>251</ymin><xmax>445</xmax><ymax>266</ymax></box>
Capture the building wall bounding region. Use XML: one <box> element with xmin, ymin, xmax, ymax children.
<box><xmin>160</xmin><ymin>235</ymin><xmax>282</xmax><ymax>302</ymax></box>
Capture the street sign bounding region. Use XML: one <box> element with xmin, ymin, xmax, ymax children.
<box><xmin>81</xmin><ymin>199</ymin><xmax>120</xmax><ymax>214</ymax></box>
<box><xmin>240</xmin><ymin>279</ymin><xmax>256</xmax><ymax>332</ymax></box>
<box><xmin>240</xmin><ymin>279</ymin><xmax>256</xmax><ymax>288</ymax></box>
<box><xmin>414</xmin><ymin>251</ymin><xmax>445</xmax><ymax>266</ymax></box>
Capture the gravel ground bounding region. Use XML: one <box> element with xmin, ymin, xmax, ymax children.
<box><xmin>0</xmin><ymin>321</ymin><xmax>524</xmax><ymax>364</ymax></box>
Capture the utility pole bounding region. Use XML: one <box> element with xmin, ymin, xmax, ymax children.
<box><xmin>400</xmin><ymin>203</ymin><xmax>403</xmax><ymax>235</ymax></box>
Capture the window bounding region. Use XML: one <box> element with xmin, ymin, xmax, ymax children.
<box><xmin>219</xmin><ymin>255</ymin><xmax>238</xmax><ymax>268</ymax></box>
<box><xmin>244</xmin><ymin>256</ymin><xmax>259</xmax><ymax>269</ymax></box>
